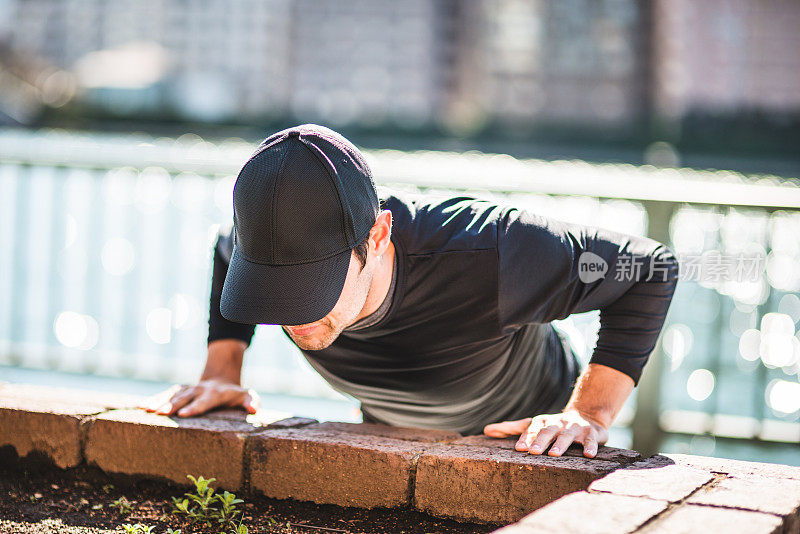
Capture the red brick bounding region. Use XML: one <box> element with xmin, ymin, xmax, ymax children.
<box><xmin>248</xmin><ymin>426</ymin><xmax>430</xmax><ymax>508</ymax></box>
<box><xmin>309</xmin><ymin>421</ymin><xmax>461</xmax><ymax>442</ymax></box>
<box><xmin>639</xmin><ymin>504</ymin><xmax>782</xmax><ymax>534</ymax></box>
<box><xmin>261</xmin><ymin>416</ymin><xmax>319</xmax><ymax>428</ymax></box>
<box><xmin>0</xmin><ymin>383</ymin><xmax>143</xmax><ymax>410</ymax></box>
<box><xmin>0</xmin><ymin>409</ymin><xmax>83</xmax><ymax>468</ymax></box>
<box><xmin>452</xmin><ymin>435</ymin><xmax>642</xmax><ymax>464</ymax></box>
<box><xmin>414</xmin><ymin>444</ymin><xmax>622</xmax><ymax>524</ymax></box>
<box><xmin>687</xmin><ymin>474</ymin><xmax>800</xmax><ymax>532</ymax></box>
<box><xmin>84</xmin><ymin>409</ymin><xmax>258</xmax><ymax>490</ymax></box>
<box><xmin>201</xmin><ymin>407</ymin><xmax>317</xmax><ymax>429</ymax></box>
<box><xmin>0</xmin><ymin>387</ymin><xmax>109</xmax><ymax>468</ymax></box>
<box><xmin>487</xmin><ymin>524</ymin><xmax>539</xmax><ymax>533</ymax></box>
<box><xmin>588</xmin><ymin>456</ymin><xmax>714</xmax><ymax>502</ymax></box>
<box><xmin>514</xmin><ymin>491</ymin><xmax>668</xmax><ymax>534</ymax></box>
<box><xmin>663</xmin><ymin>453</ymin><xmax>800</xmax><ymax>482</ymax></box>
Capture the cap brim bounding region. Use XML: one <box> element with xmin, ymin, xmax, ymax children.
<box><xmin>220</xmin><ymin>244</ymin><xmax>351</xmax><ymax>326</ymax></box>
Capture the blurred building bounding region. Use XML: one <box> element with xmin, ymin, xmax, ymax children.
<box><xmin>0</xmin><ymin>0</ymin><xmax>798</xmax><ymax>140</ymax></box>
<box><xmin>288</xmin><ymin>0</ymin><xmax>445</xmax><ymax>129</ymax></box>
<box><xmin>1</xmin><ymin>0</ymin><xmax>446</xmax><ymax>124</ymax></box>
<box><xmin>448</xmin><ymin>0</ymin><xmax>648</xmax><ymax>133</ymax></box>
<box><xmin>2</xmin><ymin>0</ymin><xmax>292</xmax><ymax>120</ymax></box>
<box><xmin>652</xmin><ymin>0</ymin><xmax>800</xmax><ymax>120</ymax></box>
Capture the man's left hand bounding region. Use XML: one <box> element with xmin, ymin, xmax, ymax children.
<box><xmin>483</xmin><ymin>409</ymin><xmax>609</xmax><ymax>458</ymax></box>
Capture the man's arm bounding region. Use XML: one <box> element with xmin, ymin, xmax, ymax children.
<box><xmin>564</xmin><ymin>362</ymin><xmax>634</xmax><ymax>431</ymax></box>
<box><xmin>496</xmin><ymin>208</ymin><xmax>680</xmax><ymax>387</ymax></box>
<box><xmin>484</xmin><ymin>363</ymin><xmax>632</xmax><ymax>457</ymax></box>
<box><xmin>485</xmin><ymin>207</ymin><xmax>680</xmax><ymax>457</ymax></box>
<box><xmin>142</xmin><ymin>226</ymin><xmax>259</xmax><ymax>417</ymax></box>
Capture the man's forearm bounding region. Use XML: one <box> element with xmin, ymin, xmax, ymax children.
<box><xmin>201</xmin><ymin>339</ymin><xmax>248</xmax><ymax>384</ymax></box>
<box><xmin>563</xmin><ymin>362</ymin><xmax>635</xmax><ymax>430</ymax></box>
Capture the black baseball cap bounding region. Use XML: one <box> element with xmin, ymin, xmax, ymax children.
<box><xmin>220</xmin><ymin>124</ymin><xmax>379</xmax><ymax>326</ymax></box>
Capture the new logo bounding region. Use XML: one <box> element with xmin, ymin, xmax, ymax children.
<box><xmin>578</xmin><ymin>251</ymin><xmax>608</xmax><ymax>283</ymax></box>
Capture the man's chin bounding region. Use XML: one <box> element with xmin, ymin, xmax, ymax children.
<box><xmin>289</xmin><ymin>333</ymin><xmax>338</xmax><ymax>351</ymax></box>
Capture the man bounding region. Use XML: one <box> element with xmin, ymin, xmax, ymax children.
<box><xmin>144</xmin><ymin>124</ymin><xmax>680</xmax><ymax>459</ymax></box>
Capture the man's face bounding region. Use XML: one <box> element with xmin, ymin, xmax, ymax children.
<box><xmin>281</xmin><ymin>252</ymin><xmax>374</xmax><ymax>350</ymax></box>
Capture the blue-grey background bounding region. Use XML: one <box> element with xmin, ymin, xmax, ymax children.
<box><xmin>1</xmin><ymin>0</ymin><xmax>799</xmax><ymax>465</ymax></box>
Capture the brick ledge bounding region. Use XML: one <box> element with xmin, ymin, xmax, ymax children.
<box><xmin>2</xmin><ymin>383</ymin><xmax>799</xmax><ymax>532</ymax></box>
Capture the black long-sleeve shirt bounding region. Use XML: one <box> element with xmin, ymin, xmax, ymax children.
<box><xmin>207</xmin><ymin>190</ymin><xmax>680</xmax><ymax>434</ymax></box>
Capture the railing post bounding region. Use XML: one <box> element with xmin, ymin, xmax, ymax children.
<box><xmin>631</xmin><ymin>200</ymin><xmax>679</xmax><ymax>456</ymax></box>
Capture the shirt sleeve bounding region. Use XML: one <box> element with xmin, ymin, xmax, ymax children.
<box><xmin>497</xmin><ymin>207</ymin><xmax>680</xmax><ymax>387</ymax></box>
<box><xmin>207</xmin><ymin>224</ymin><xmax>257</xmax><ymax>346</ymax></box>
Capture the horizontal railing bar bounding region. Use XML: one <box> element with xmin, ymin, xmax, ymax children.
<box><xmin>2</xmin><ymin>129</ymin><xmax>799</xmax><ymax>210</ymax></box>
<box><xmin>660</xmin><ymin>409</ymin><xmax>800</xmax><ymax>443</ymax></box>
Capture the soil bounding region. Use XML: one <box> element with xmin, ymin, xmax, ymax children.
<box><xmin>0</xmin><ymin>451</ymin><xmax>499</xmax><ymax>534</ymax></box>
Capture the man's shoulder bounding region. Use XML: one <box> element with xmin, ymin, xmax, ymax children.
<box><xmin>379</xmin><ymin>187</ymin><xmax>507</xmax><ymax>255</ymax></box>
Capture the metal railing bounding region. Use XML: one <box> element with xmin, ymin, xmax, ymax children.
<box><xmin>2</xmin><ymin>128</ymin><xmax>800</xmax><ymax>458</ymax></box>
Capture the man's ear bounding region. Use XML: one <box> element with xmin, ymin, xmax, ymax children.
<box><xmin>370</xmin><ymin>210</ymin><xmax>392</xmax><ymax>256</ymax></box>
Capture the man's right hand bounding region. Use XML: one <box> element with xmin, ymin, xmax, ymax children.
<box><xmin>142</xmin><ymin>379</ymin><xmax>260</xmax><ymax>417</ymax></box>
<box><xmin>141</xmin><ymin>339</ymin><xmax>254</xmax><ymax>418</ymax></box>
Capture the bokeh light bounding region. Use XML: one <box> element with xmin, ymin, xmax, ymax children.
<box><xmin>134</xmin><ymin>167</ymin><xmax>172</xmax><ymax>213</ymax></box>
<box><xmin>145</xmin><ymin>307</ymin><xmax>172</xmax><ymax>344</ymax></box>
<box><xmin>759</xmin><ymin>313</ymin><xmax>797</xmax><ymax>368</ymax></box>
<box><xmin>766</xmin><ymin>379</ymin><xmax>800</xmax><ymax>416</ymax></box>
<box><xmin>778</xmin><ymin>294</ymin><xmax>800</xmax><ymax>325</ymax></box>
<box><xmin>738</xmin><ymin>329</ymin><xmax>762</xmax><ymax>362</ymax></box>
<box><xmin>662</xmin><ymin>323</ymin><xmax>693</xmax><ymax>372</ymax></box>
<box><xmin>101</xmin><ymin>237</ymin><xmax>136</xmax><ymax>276</ymax></box>
<box><xmin>53</xmin><ymin>311</ymin><xmax>99</xmax><ymax>351</ymax></box>
<box><xmin>687</xmin><ymin>369</ymin><xmax>715</xmax><ymax>402</ymax></box>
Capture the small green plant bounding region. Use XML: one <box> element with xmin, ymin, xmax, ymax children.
<box><xmin>110</xmin><ymin>496</ymin><xmax>133</xmax><ymax>515</ymax></box>
<box><xmin>170</xmin><ymin>475</ymin><xmax>248</xmax><ymax>534</ymax></box>
<box><xmin>121</xmin><ymin>524</ymin><xmax>154</xmax><ymax>534</ymax></box>
<box><xmin>164</xmin><ymin>529</ymin><xmax>182</xmax><ymax>534</ymax></box>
